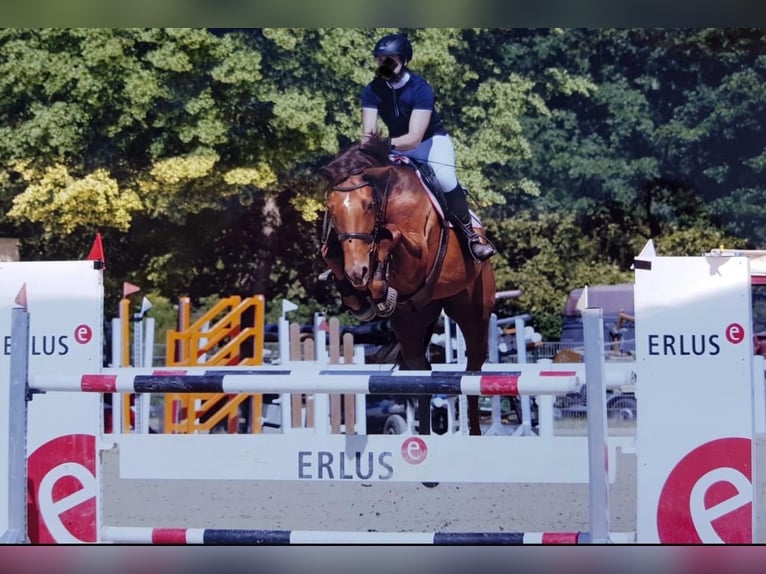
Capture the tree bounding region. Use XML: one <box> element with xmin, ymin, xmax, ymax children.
<box><xmin>2</xmin><ymin>28</ymin><xmax>763</xmax><ymax>341</ymax></box>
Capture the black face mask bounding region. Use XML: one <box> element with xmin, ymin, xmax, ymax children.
<box><xmin>376</xmin><ymin>57</ymin><xmax>399</xmax><ymax>81</ymax></box>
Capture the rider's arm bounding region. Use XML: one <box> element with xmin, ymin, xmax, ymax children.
<box><xmin>390</xmin><ymin>109</ymin><xmax>431</xmax><ymax>151</ymax></box>
<box><xmin>362</xmin><ymin>108</ymin><xmax>379</xmax><ymax>142</ymax></box>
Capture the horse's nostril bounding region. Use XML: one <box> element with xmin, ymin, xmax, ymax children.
<box><xmin>346</xmin><ymin>264</ymin><xmax>369</xmax><ymax>288</ymax></box>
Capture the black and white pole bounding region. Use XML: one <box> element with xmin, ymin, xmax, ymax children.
<box><xmin>29</xmin><ymin>370</ymin><xmax>582</xmax><ymax>396</ymax></box>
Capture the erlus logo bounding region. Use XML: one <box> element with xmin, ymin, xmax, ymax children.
<box><xmin>2</xmin><ymin>324</ymin><xmax>94</xmax><ymax>356</ymax></box>
<box><xmin>401</xmin><ymin>436</ymin><xmax>427</xmax><ymax>465</ymax></box>
<box><xmin>647</xmin><ymin>323</ymin><xmax>746</xmax><ymax>356</ymax></box>
<box><xmin>27</xmin><ymin>434</ymin><xmax>98</xmax><ymax>543</ymax></box>
<box><xmin>657</xmin><ymin>437</ymin><xmax>752</xmax><ymax>543</ymax></box>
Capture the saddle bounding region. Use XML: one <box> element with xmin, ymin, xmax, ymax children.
<box><xmin>389</xmin><ymin>155</ymin><xmax>483</xmax><ymax>229</ymax></box>
<box><xmin>389</xmin><ymin>155</ymin><xmax>448</xmax><ymax>221</ymax></box>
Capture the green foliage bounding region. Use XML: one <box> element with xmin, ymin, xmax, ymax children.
<box><xmin>653</xmin><ymin>228</ymin><xmax>747</xmax><ymax>257</ymax></box>
<box><xmin>486</xmin><ymin>212</ymin><xmax>632</xmax><ymax>339</ymax></box>
<box><xmin>1</xmin><ymin>28</ymin><xmax>765</xmax><ymax>348</ymax></box>
<box><xmin>140</xmin><ymin>292</ymin><xmax>181</xmax><ymax>349</ymax></box>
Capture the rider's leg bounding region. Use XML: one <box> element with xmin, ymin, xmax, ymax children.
<box><xmin>410</xmin><ymin>135</ymin><xmax>495</xmax><ymax>262</ymax></box>
<box><xmin>443</xmin><ymin>185</ymin><xmax>496</xmax><ymax>262</ymax></box>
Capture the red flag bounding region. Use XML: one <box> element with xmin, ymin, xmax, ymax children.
<box><xmin>14</xmin><ymin>284</ymin><xmax>27</xmax><ymax>308</ymax></box>
<box><xmin>123</xmin><ymin>282</ymin><xmax>140</xmax><ymax>298</ymax></box>
<box><xmin>87</xmin><ymin>232</ymin><xmax>105</xmax><ymax>268</ymax></box>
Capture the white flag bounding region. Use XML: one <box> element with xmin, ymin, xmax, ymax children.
<box><xmin>140</xmin><ymin>296</ymin><xmax>153</xmax><ymax>316</ymax></box>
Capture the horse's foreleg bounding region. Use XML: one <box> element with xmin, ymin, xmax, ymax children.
<box><xmin>392</xmin><ymin>304</ymin><xmax>442</xmax><ymax>436</ymax></box>
<box><xmin>369</xmin><ymin>225</ymin><xmax>402</xmax><ymax>317</ymax></box>
<box><xmin>466</xmin><ymin>397</ymin><xmax>481</xmax><ymax>436</ymax></box>
<box><xmin>321</xmin><ymin>244</ymin><xmax>374</xmax><ymax>319</ymax></box>
<box><xmin>465</xmin><ymin>349</ymin><xmax>489</xmax><ymax>436</ymax></box>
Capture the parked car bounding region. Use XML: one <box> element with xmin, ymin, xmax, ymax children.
<box><xmin>365</xmin><ymin>395</ymin><xmax>452</xmax><ymax>434</ymax></box>
<box><xmin>555</xmin><ymin>388</ymin><xmax>637</xmax><ymax>421</ymax></box>
<box><xmin>560</xmin><ymin>283</ymin><xmax>635</xmax><ymax>356</ymax></box>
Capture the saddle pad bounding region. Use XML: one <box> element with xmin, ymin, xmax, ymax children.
<box><xmin>389</xmin><ymin>154</ymin><xmax>483</xmax><ymax>228</ymax></box>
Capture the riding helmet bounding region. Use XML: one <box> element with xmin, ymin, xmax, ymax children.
<box><xmin>372</xmin><ymin>33</ymin><xmax>413</xmax><ymax>63</ymax></box>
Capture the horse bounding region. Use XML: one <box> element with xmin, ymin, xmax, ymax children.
<box><xmin>319</xmin><ymin>134</ymin><xmax>496</xmax><ymax>436</ymax></box>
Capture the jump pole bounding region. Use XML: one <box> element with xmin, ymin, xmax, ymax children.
<box><xmin>29</xmin><ymin>371</ymin><xmax>583</xmax><ymax>396</ymax></box>
<box><xmin>97</xmin><ymin>361</ymin><xmax>637</xmax><ymax>388</ymax></box>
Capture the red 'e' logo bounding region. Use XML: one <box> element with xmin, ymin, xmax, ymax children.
<box><xmin>657</xmin><ymin>437</ymin><xmax>752</xmax><ymax>543</ymax></box>
<box><xmin>73</xmin><ymin>324</ymin><xmax>93</xmax><ymax>344</ymax></box>
<box><xmin>401</xmin><ymin>437</ymin><xmax>428</xmax><ymax>465</ymax></box>
<box><xmin>27</xmin><ymin>434</ymin><xmax>98</xmax><ymax>543</ymax></box>
<box><xmin>725</xmin><ymin>323</ymin><xmax>745</xmax><ymax>344</ymax></box>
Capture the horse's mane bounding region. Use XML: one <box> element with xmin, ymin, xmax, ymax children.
<box><xmin>321</xmin><ymin>132</ymin><xmax>392</xmax><ymax>184</ymax></box>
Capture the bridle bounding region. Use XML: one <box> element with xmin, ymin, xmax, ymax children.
<box><xmin>321</xmin><ymin>160</ymin><xmax>448</xmax><ymax>308</ymax></box>
<box><xmin>326</xmin><ymin>175</ymin><xmax>390</xmax><ymax>247</ymax></box>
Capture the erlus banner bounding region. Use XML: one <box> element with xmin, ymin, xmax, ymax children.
<box><xmin>634</xmin><ymin>253</ymin><xmax>756</xmax><ymax>543</ymax></box>
<box><xmin>0</xmin><ymin>261</ymin><xmax>103</xmax><ymax>543</ymax></box>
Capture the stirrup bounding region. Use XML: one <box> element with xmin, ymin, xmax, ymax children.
<box><xmin>453</xmin><ymin>218</ymin><xmax>496</xmax><ymax>262</ymax></box>
<box><xmin>469</xmin><ymin>236</ymin><xmax>496</xmax><ymax>262</ymax></box>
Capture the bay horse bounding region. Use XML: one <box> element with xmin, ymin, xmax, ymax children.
<box><xmin>320</xmin><ymin>134</ymin><xmax>496</xmax><ymax>435</ymax></box>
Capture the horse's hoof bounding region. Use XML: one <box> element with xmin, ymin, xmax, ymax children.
<box><xmin>421</xmin><ymin>482</ymin><xmax>439</xmax><ymax>488</ymax></box>
<box><xmin>374</xmin><ymin>287</ymin><xmax>398</xmax><ymax>317</ymax></box>
<box><xmin>351</xmin><ymin>304</ymin><xmax>376</xmax><ymax>321</ymax></box>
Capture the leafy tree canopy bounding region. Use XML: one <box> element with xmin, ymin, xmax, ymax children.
<box><xmin>1</xmin><ymin>28</ymin><xmax>763</xmax><ymax>340</ymax></box>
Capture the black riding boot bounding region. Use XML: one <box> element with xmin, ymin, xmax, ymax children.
<box><xmin>444</xmin><ymin>186</ymin><xmax>495</xmax><ymax>262</ymax></box>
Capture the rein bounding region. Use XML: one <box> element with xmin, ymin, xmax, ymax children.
<box><xmin>332</xmin><ymin>181</ymin><xmax>370</xmax><ymax>192</ymax></box>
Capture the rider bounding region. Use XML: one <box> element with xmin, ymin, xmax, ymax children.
<box><xmin>361</xmin><ymin>33</ymin><xmax>495</xmax><ymax>262</ymax></box>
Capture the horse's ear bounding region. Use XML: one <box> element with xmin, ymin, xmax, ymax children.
<box><xmin>319</xmin><ymin>167</ymin><xmax>333</xmax><ymax>182</ymax></box>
